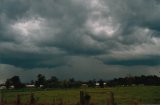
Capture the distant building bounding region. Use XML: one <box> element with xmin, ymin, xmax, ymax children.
<box><xmin>95</xmin><ymin>82</ymin><xmax>107</xmax><ymax>87</ymax></box>
<box><xmin>81</xmin><ymin>84</ymin><xmax>88</xmax><ymax>88</ymax></box>
<box><xmin>26</xmin><ymin>84</ymin><xmax>35</xmax><ymax>88</ymax></box>
<box><xmin>0</xmin><ymin>86</ymin><xmax>6</xmax><ymax>89</ymax></box>
<box><xmin>40</xmin><ymin>85</ymin><xmax>44</xmax><ymax>88</ymax></box>
<box><xmin>96</xmin><ymin>82</ymin><xmax>100</xmax><ymax>87</ymax></box>
<box><xmin>10</xmin><ymin>85</ymin><xmax>14</xmax><ymax>89</ymax></box>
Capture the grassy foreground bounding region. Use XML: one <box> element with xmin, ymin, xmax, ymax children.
<box><xmin>1</xmin><ymin>86</ymin><xmax>160</xmax><ymax>104</ymax></box>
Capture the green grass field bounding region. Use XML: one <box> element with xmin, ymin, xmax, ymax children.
<box><xmin>1</xmin><ymin>86</ymin><xmax>160</xmax><ymax>104</ymax></box>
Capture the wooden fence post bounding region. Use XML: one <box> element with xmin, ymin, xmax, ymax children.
<box><xmin>30</xmin><ymin>93</ymin><xmax>36</xmax><ymax>104</ymax></box>
<box><xmin>80</xmin><ymin>91</ymin><xmax>85</xmax><ymax>105</ymax></box>
<box><xmin>53</xmin><ymin>98</ymin><xmax>56</xmax><ymax>105</ymax></box>
<box><xmin>80</xmin><ymin>91</ymin><xmax>91</xmax><ymax>105</ymax></box>
<box><xmin>59</xmin><ymin>98</ymin><xmax>63</xmax><ymax>105</ymax></box>
<box><xmin>0</xmin><ymin>89</ymin><xmax>4</xmax><ymax>104</ymax></box>
<box><xmin>16</xmin><ymin>94</ymin><xmax>20</xmax><ymax>105</ymax></box>
<box><xmin>107</xmin><ymin>92</ymin><xmax>116</xmax><ymax>105</ymax></box>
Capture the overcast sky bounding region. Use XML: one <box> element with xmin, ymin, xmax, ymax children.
<box><xmin>0</xmin><ymin>0</ymin><xmax>160</xmax><ymax>83</ymax></box>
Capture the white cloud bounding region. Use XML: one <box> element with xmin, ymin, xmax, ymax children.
<box><xmin>11</xmin><ymin>17</ymin><xmax>44</xmax><ymax>36</ymax></box>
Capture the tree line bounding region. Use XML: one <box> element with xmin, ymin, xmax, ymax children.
<box><xmin>107</xmin><ymin>75</ymin><xmax>160</xmax><ymax>86</ymax></box>
<box><xmin>2</xmin><ymin>74</ymin><xmax>160</xmax><ymax>89</ymax></box>
<box><xmin>4</xmin><ymin>74</ymin><xmax>84</xmax><ymax>89</ymax></box>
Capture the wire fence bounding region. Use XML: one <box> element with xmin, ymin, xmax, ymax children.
<box><xmin>0</xmin><ymin>90</ymin><xmax>159</xmax><ymax>105</ymax></box>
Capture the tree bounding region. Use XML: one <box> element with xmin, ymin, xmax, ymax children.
<box><xmin>50</xmin><ymin>76</ymin><xmax>58</xmax><ymax>82</ymax></box>
<box><xmin>35</xmin><ymin>74</ymin><xmax>46</xmax><ymax>88</ymax></box>
<box><xmin>63</xmin><ymin>80</ymin><xmax>69</xmax><ymax>88</ymax></box>
<box><xmin>10</xmin><ymin>76</ymin><xmax>23</xmax><ymax>89</ymax></box>
<box><xmin>45</xmin><ymin>76</ymin><xmax>60</xmax><ymax>88</ymax></box>
<box><xmin>5</xmin><ymin>76</ymin><xmax>24</xmax><ymax>89</ymax></box>
<box><xmin>5</xmin><ymin>79</ymin><xmax>12</xmax><ymax>89</ymax></box>
<box><xmin>87</xmin><ymin>79</ymin><xmax>96</xmax><ymax>87</ymax></box>
<box><xmin>98</xmin><ymin>79</ymin><xmax>104</xmax><ymax>88</ymax></box>
<box><xmin>69</xmin><ymin>78</ymin><xmax>75</xmax><ymax>83</ymax></box>
<box><xmin>67</xmin><ymin>78</ymin><xmax>81</xmax><ymax>88</ymax></box>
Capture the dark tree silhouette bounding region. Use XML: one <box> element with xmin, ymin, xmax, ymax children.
<box><xmin>35</xmin><ymin>74</ymin><xmax>46</xmax><ymax>88</ymax></box>
<box><xmin>45</xmin><ymin>76</ymin><xmax>60</xmax><ymax>88</ymax></box>
<box><xmin>50</xmin><ymin>76</ymin><xmax>58</xmax><ymax>82</ymax></box>
<box><xmin>10</xmin><ymin>76</ymin><xmax>23</xmax><ymax>88</ymax></box>
<box><xmin>5</xmin><ymin>79</ymin><xmax>12</xmax><ymax>89</ymax></box>
<box><xmin>87</xmin><ymin>79</ymin><xmax>96</xmax><ymax>87</ymax></box>
<box><xmin>99</xmin><ymin>79</ymin><xmax>104</xmax><ymax>88</ymax></box>
<box><xmin>5</xmin><ymin>76</ymin><xmax>24</xmax><ymax>89</ymax></box>
<box><xmin>107</xmin><ymin>75</ymin><xmax>160</xmax><ymax>87</ymax></box>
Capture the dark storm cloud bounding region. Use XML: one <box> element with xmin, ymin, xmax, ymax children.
<box><xmin>0</xmin><ymin>0</ymin><xmax>29</xmax><ymax>19</ymax></box>
<box><xmin>104</xmin><ymin>55</ymin><xmax>160</xmax><ymax>66</ymax></box>
<box><xmin>0</xmin><ymin>0</ymin><xmax>108</xmax><ymax>68</ymax></box>
<box><xmin>0</xmin><ymin>0</ymin><xmax>30</xmax><ymax>43</ymax></box>
<box><xmin>0</xmin><ymin>0</ymin><xmax>160</xmax><ymax>81</ymax></box>
<box><xmin>106</xmin><ymin>0</ymin><xmax>160</xmax><ymax>35</ymax></box>
<box><xmin>28</xmin><ymin>0</ymin><xmax>106</xmax><ymax>55</ymax></box>
<box><xmin>0</xmin><ymin>42</ymin><xmax>67</xmax><ymax>68</ymax></box>
<box><xmin>0</xmin><ymin>52</ymin><xmax>67</xmax><ymax>68</ymax></box>
<box><xmin>0</xmin><ymin>0</ymin><xmax>91</xmax><ymax>68</ymax></box>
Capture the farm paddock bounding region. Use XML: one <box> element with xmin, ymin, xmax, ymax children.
<box><xmin>1</xmin><ymin>86</ymin><xmax>160</xmax><ymax>105</ymax></box>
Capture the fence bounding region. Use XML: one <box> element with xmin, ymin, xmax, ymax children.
<box><xmin>0</xmin><ymin>92</ymin><xmax>36</xmax><ymax>105</ymax></box>
<box><xmin>80</xmin><ymin>91</ymin><xmax>117</xmax><ymax>105</ymax></box>
<box><xmin>0</xmin><ymin>90</ymin><xmax>141</xmax><ymax>105</ymax></box>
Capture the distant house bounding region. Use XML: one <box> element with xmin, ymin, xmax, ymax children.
<box><xmin>81</xmin><ymin>84</ymin><xmax>88</xmax><ymax>88</ymax></box>
<box><xmin>0</xmin><ymin>86</ymin><xmax>6</xmax><ymax>89</ymax></box>
<box><xmin>26</xmin><ymin>84</ymin><xmax>35</xmax><ymax>88</ymax></box>
<box><xmin>40</xmin><ymin>85</ymin><xmax>44</xmax><ymax>88</ymax></box>
<box><xmin>95</xmin><ymin>82</ymin><xmax>107</xmax><ymax>87</ymax></box>
<box><xmin>95</xmin><ymin>82</ymin><xmax>100</xmax><ymax>87</ymax></box>
<box><xmin>10</xmin><ymin>85</ymin><xmax>14</xmax><ymax>89</ymax></box>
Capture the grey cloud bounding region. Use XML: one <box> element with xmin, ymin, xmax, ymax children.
<box><xmin>0</xmin><ymin>53</ymin><xmax>66</xmax><ymax>68</ymax></box>
<box><xmin>0</xmin><ymin>0</ymin><xmax>94</xmax><ymax>68</ymax></box>
<box><xmin>0</xmin><ymin>42</ymin><xmax>67</xmax><ymax>68</ymax></box>
<box><xmin>0</xmin><ymin>0</ymin><xmax>160</xmax><ymax>81</ymax></box>
<box><xmin>27</xmin><ymin>0</ymin><xmax>106</xmax><ymax>55</ymax></box>
<box><xmin>104</xmin><ymin>55</ymin><xmax>160</xmax><ymax>66</ymax></box>
<box><xmin>106</xmin><ymin>0</ymin><xmax>160</xmax><ymax>35</ymax></box>
<box><xmin>1</xmin><ymin>57</ymin><xmax>160</xmax><ymax>83</ymax></box>
<box><xmin>1</xmin><ymin>0</ymin><xmax>29</xmax><ymax>20</ymax></box>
